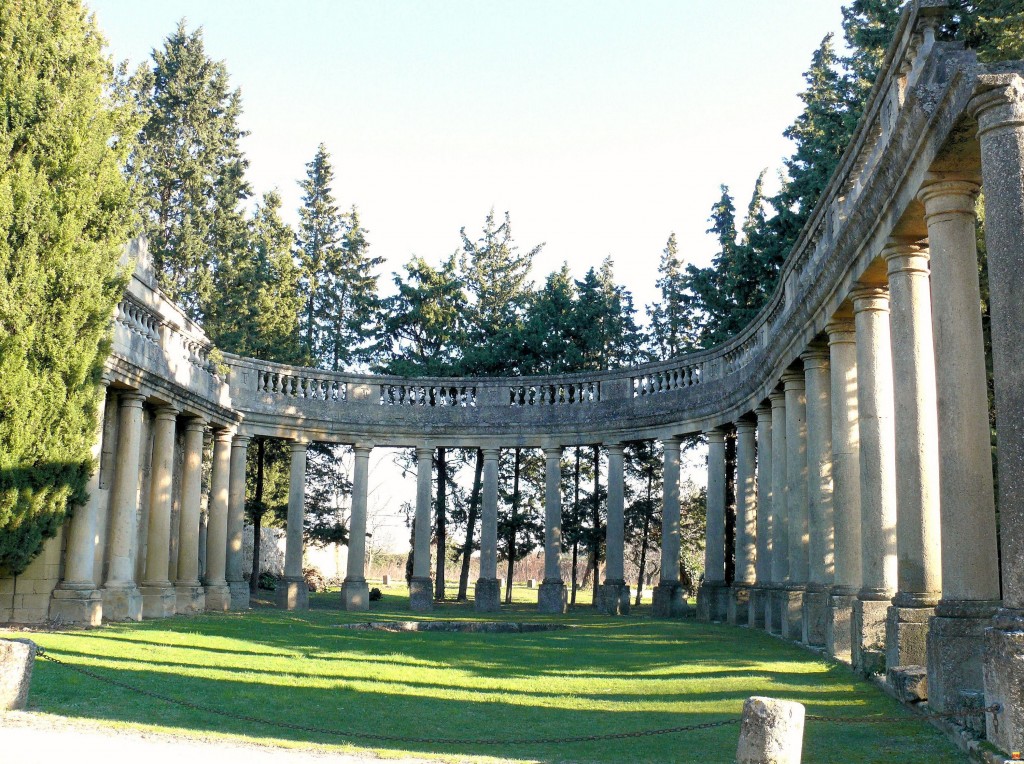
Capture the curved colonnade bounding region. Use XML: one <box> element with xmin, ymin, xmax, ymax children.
<box><xmin>3</xmin><ymin>1</ymin><xmax>1024</xmax><ymax>753</ymax></box>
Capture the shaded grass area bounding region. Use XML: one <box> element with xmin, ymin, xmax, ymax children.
<box><xmin>7</xmin><ymin>585</ymin><xmax>965</xmax><ymax>763</ymax></box>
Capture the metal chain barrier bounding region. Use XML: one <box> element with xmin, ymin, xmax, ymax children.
<box><xmin>34</xmin><ymin>648</ymin><xmax>996</xmax><ymax>746</ymax></box>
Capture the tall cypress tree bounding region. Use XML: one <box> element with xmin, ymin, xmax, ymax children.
<box><xmin>0</xmin><ymin>0</ymin><xmax>137</xmax><ymax>574</ymax></box>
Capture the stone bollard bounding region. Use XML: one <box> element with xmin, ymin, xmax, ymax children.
<box><xmin>736</xmin><ymin>696</ymin><xmax>805</xmax><ymax>764</ymax></box>
<box><xmin>381</xmin><ymin>574</ymin><xmax>391</xmax><ymax>586</ymax></box>
<box><xmin>0</xmin><ymin>639</ymin><xmax>37</xmax><ymax>711</ymax></box>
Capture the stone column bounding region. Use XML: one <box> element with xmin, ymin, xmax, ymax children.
<box><xmin>475</xmin><ymin>447</ymin><xmax>502</xmax><ymax>612</ymax></box>
<box><xmin>274</xmin><ymin>439</ymin><xmax>308</xmax><ymax>610</ymax></box>
<box><xmin>729</xmin><ymin>420</ymin><xmax>757</xmax><ymax>626</ymax></box>
<box><xmin>801</xmin><ymin>346</ymin><xmax>833</xmax><ymax>647</ymax></box>
<box><xmin>101</xmin><ymin>391</ymin><xmax>146</xmax><ymax>621</ymax></box>
<box><xmin>174</xmin><ymin>418</ymin><xmax>206</xmax><ymax>614</ymax></box>
<box><xmin>699</xmin><ymin>428</ymin><xmax>728</xmax><ymax>622</ymax></box>
<box><xmin>410</xmin><ymin>444</ymin><xmax>434</xmax><ymax>611</ymax></box>
<box><xmin>140</xmin><ymin>405</ymin><xmax>179</xmax><ymax>618</ymax></box>
<box><xmin>969</xmin><ymin>76</ymin><xmax>1024</xmax><ymax>750</ymax></box>
<box><xmin>600</xmin><ymin>443</ymin><xmax>629</xmax><ymax>615</ymax></box>
<box><xmin>50</xmin><ymin>380</ymin><xmax>109</xmax><ymax>625</ymax></box>
<box><xmin>538</xmin><ymin>446</ymin><xmax>567</xmax><ymax>613</ymax></box>
<box><xmin>919</xmin><ymin>178</ymin><xmax>1002</xmax><ymax>713</ymax></box>
<box><xmin>751</xmin><ymin>404</ymin><xmax>773</xmax><ymax>629</ymax></box>
<box><xmin>825</xmin><ymin>318</ymin><xmax>861</xmax><ymax>662</ymax></box>
<box><xmin>653</xmin><ymin>437</ymin><xmax>687</xmax><ymax>617</ymax></box>
<box><xmin>225</xmin><ymin>434</ymin><xmax>250</xmax><ymax>611</ymax></box>
<box><xmin>882</xmin><ymin>240</ymin><xmax>943</xmax><ymax>670</ymax></box>
<box><xmin>781</xmin><ymin>369</ymin><xmax>808</xmax><ymax>641</ymax></box>
<box><xmin>203</xmin><ymin>427</ymin><xmax>234</xmax><ymax>611</ymax></box>
<box><xmin>342</xmin><ymin>444</ymin><xmax>373</xmax><ymax>611</ymax></box>
<box><xmin>768</xmin><ymin>390</ymin><xmax>788</xmax><ymax>634</ymax></box>
<box><xmin>851</xmin><ymin>285</ymin><xmax>898</xmax><ymax>675</ymax></box>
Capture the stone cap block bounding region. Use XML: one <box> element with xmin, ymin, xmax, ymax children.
<box><xmin>0</xmin><ymin>638</ymin><xmax>36</xmax><ymax>711</ymax></box>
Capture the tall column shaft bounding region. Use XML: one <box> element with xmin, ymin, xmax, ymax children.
<box><xmin>827</xmin><ymin>320</ymin><xmax>862</xmax><ymax>596</ymax></box>
<box><xmin>347</xmin><ymin>445</ymin><xmax>372</xmax><ymax>582</ymax></box>
<box><xmin>801</xmin><ymin>348</ymin><xmax>833</xmax><ymax>590</ymax></box>
<box><xmin>782</xmin><ymin>370</ymin><xmax>808</xmax><ymax>586</ymax></box>
<box><xmin>480</xmin><ymin>448</ymin><xmax>500</xmax><ymax>580</ymax></box>
<box><xmin>884</xmin><ymin>242</ymin><xmax>942</xmax><ymax>605</ymax></box>
<box><xmin>104</xmin><ymin>393</ymin><xmax>146</xmax><ymax>588</ymax></box>
<box><xmin>769</xmin><ymin>391</ymin><xmax>789</xmax><ymax>586</ymax></box>
<box><xmin>175</xmin><ymin>419</ymin><xmax>206</xmax><ymax>588</ymax></box>
<box><xmin>142</xmin><ymin>406</ymin><xmax>178</xmax><ymax>587</ymax></box>
<box><xmin>754</xmin><ymin>406</ymin><xmax>773</xmax><ymax>588</ymax></box>
<box><xmin>205</xmin><ymin>428</ymin><xmax>233</xmax><ymax>587</ymax></box>
<box><xmin>413</xmin><ymin>446</ymin><xmax>434</xmax><ymax>580</ymax></box>
<box><xmin>735</xmin><ymin>421</ymin><xmax>757</xmax><ymax>585</ymax></box>
<box><xmin>852</xmin><ymin>286</ymin><xmax>898</xmax><ymax>600</ymax></box>
<box><xmin>275</xmin><ymin>439</ymin><xmax>309</xmax><ymax>611</ymax></box>
<box><xmin>226</xmin><ymin>435</ymin><xmax>250</xmax><ymax>586</ymax></box>
<box><xmin>660</xmin><ymin>438</ymin><xmax>682</xmax><ymax>584</ymax></box>
<box><xmin>604</xmin><ymin>444</ymin><xmax>625</xmax><ymax>583</ymax></box>
<box><xmin>704</xmin><ymin>430</ymin><xmax>727</xmax><ymax>584</ymax></box>
<box><xmin>543</xmin><ymin>447</ymin><xmax>563</xmax><ymax>582</ymax></box>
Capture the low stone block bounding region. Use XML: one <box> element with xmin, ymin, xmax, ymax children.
<box><xmin>598</xmin><ymin>582</ymin><xmax>630</xmax><ymax>616</ymax></box>
<box><xmin>887</xmin><ymin>665</ymin><xmax>928</xmax><ymax>704</ymax></box>
<box><xmin>766</xmin><ymin>588</ymin><xmax>783</xmax><ymax>635</ymax></box>
<box><xmin>474</xmin><ymin>578</ymin><xmax>501</xmax><ymax>613</ymax></box>
<box><xmin>275</xmin><ymin>578</ymin><xmax>308</xmax><ymax>611</ymax></box>
<box><xmin>852</xmin><ymin>599</ymin><xmax>888</xmax><ymax>675</ymax></box>
<box><xmin>735</xmin><ymin>695</ymin><xmax>805</xmax><ymax>764</ymax></box>
<box><xmin>782</xmin><ymin>590</ymin><xmax>803</xmax><ymax>641</ymax></box>
<box><xmin>801</xmin><ymin>588</ymin><xmax>828</xmax><ymax>647</ymax></box>
<box><xmin>885</xmin><ymin>605</ymin><xmax>932</xmax><ymax>669</ymax></box>
<box><xmin>229</xmin><ymin>581</ymin><xmax>251</xmax><ymax>611</ymax></box>
<box><xmin>408</xmin><ymin>576</ymin><xmax>433</xmax><ymax>612</ymax></box>
<box><xmin>140</xmin><ymin>585</ymin><xmax>177</xmax><ymax>618</ymax></box>
<box><xmin>747</xmin><ymin>588</ymin><xmax>766</xmax><ymax>629</ymax></box>
<box><xmin>826</xmin><ymin>593</ymin><xmax>856</xmax><ymax>662</ymax></box>
<box><xmin>341</xmin><ymin>579</ymin><xmax>369</xmax><ymax>611</ymax></box>
<box><xmin>0</xmin><ymin>639</ymin><xmax>36</xmax><ymax>710</ymax></box>
<box><xmin>728</xmin><ymin>585</ymin><xmax>750</xmax><ymax>626</ymax></box>
<box><xmin>174</xmin><ymin>584</ymin><xmax>205</xmax><ymax>615</ymax></box>
<box><xmin>526</xmin><ymin>578</ymin><xmax>536</xmax><ymax>589</ymax></box>
<box><xmin>983</xmin><ymin>624</ymin><xmax>1024</xmax><ymax>752</ymax></box>
<box><xmin>204</xmin><ymin>583</ymin><xmax>231</xmax><ymax>612</ymax></box>
<box><xmin>48</xmin><ymin>587</ymin><xmax>102</xmax><ymax>626</ymax></box>
<box><xmin>537</xmin><ymin>580</ymin><xmax>567</xmax><ymax>614</ymax></box>
<box><xmin>381</xmin><ymin>574</ymin><xmax>391</xmax><ymax>586</ymax></box>
<box><xmin>927</xmin><ymin>613</ymin><xmax>989</xmax><ymax>712</ymax></box>
<box><xmin>698</xmin><ymin>582</ymin><xmax>728</xmax><ymax>622</ymax></box>
<box><xmin>101</xmin><ymin>585</ymin><xmax>143</xmax><ymax>622</ymax></box>
<box><xmin>652</xmin><ymin>583</ymin><xmax>687</xmax><ymax>618</ymax></box>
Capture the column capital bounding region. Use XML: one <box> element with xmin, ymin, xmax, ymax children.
<box><xmin>768</xmin><ymin>388</ymin><xmax>786</xmax><ymax>407</ymax></box>
<box><xmin>352</xmin><ymin>443</ymin><xmax>374</xmax><ymax>457</ymax></box>
<box><xmin>289</xmin><ymin>439</ymin><xmax>309</xmax><ymax>454</ymax></box>
<box><xmin>416</xmin><ymin>444</ymin><xmax>434</xmax><ymax>460</ymax></box>
<box><xmin>968</xmin><ymin>72</ymin><xmax>1024</xmax><ymax>139</ymax></box>
<box><xmin>232</xmin><ymin>433</ymin><xmax>252</xmax><ymax>448</ymax></box>
<box><xmin>882</xmin><ymin>238</ymin><xmax>930</xmax><ymax>276</ymax></box>
<box><xmin>918</xmin><ymin>178</ymin><xmax>981</xmax><ymax>218</ymax></box>
<box><xmin>543</xmin><ymin>446</ymin><xmax>562</xmax><ymax>459</ymax></box>
<box><xmin>799</xmin><ymin>342</ymin><xmax>830</xmax><ymax>368</ymax></box>
<box><xmin>850</xmin><ymin>283</ymin><xmax>890</xmax><ymax>313</ymax></box>
<box><xmin>662</xmin><ymin>436</ymin><xmax>682</xmax><ymax>453</ymax></box>
<box><xmin>605</xmin><ymin>442</ymin><xmax>625</xmax><ymax>456</ymax></box>
<box><xmin>754</xmin><ymin>403</ymin><xmax>772</xmax><ymax>419</ymax></box>
<box><xmin>153</xmin><ymin>403</ymin><xmax>180</xmax><ymax>421</ymax></box>
<box><xmin>705</xmin><ymin>428</ymin><xmax>728</xmax><ymax>444</ymax></box>
<box><xmin>481</xmin><ymin>446</ymin><xmax>501</xmax><ymax>460</ymax></box>
<box><xmin>118</xmin><ymin>390</ymin><xmax>146</xmax><ymax>408</ymax></box>
<box><xmin>781</xmin><ymin>368</ymin><xmax>805</xmax><ymax>390</ymax></box>
<box><xmin>825</xmin><ymin>318</ymin><xmax>856</xmax><ymax>342</ymax></box>
<box><xmin>735</xmin><ymin>419</ymin><xmax>757</xmax><ymax>435</ymax></box>
<box><xmin>183</xmin><ymin>416</ymin><xmax>208</xmax><ymax>433</ymax></box>
<box><xmin>213</xmin><ymin>426</ymin><xmax>236</xmax><ymax>444</ymax></box>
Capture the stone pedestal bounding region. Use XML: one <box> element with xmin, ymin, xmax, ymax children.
<box><xmin>599</xmin><ymin>581</ymin><xmax>630</xmax><ymax>616</ymax></box>
<box><xmin>537</xmin><ymin>580</ymin><xmax>567</xmax><ymax>614</ymax></box>
<box><xmin>275</xmin><ymin>577</ymin><xmax>308</xmax><ymax>611</ymax></box>
<box><xmin>175</xmin><ymin>585</ymin><xmax>205</xmax><ymax>615</ymax></box>
<box><xmin>747</xmin><ymin>587</ymin><xmax>766</xmax><ymax>629</ymax></box>
<box><xmin>697</xmin><ymin>581</ymin><xmax>728</xmax><ymax>622</ymax></box>
<box><xmin>204</xmin><ymin>583</ymin><xmax>231</xmax><ymax>612</ymax></box>
<box><xmin>409</xmin><ymin>576</ymin><xmax>433</xmax><ymax>612</ymax></box>
<box><xmin>852</xmin><ymin>599</ymin><xmax>888</xmax><ymax>675</ymax></box>
<box><xmin>140</xmin><ymin>585</ymin><xmax>177</xmax><ymax>618</ymax></box>
<box><xmin>826</xmin><ymin>593</ymin><xmax>856</xmax><ymax>662</ymax></box>
<box><xmin>48</xmin><ymin>588</ymin><xmax>102</xmax><ymax>626</ymax></box>
<box><xmin>229</xmin><ymin>581</ymin><xmax>251</xmax><ymax>611</ymax></box>
<box><xmin>728</xmin><ymin>584</ymin><xmax>751</xmax><ymax>626</ymax></box>
<box><xmin>769</xmin><ymin>589</ymin><xmax>785</xmax><ymax>635</ymax></box>
<box><xmin>984</xmin><ymin>622</ymin><xmax>1024</xmax><ymax>754</ymax></box>
<box><xmin>101</xmin><ymin>585</ymin><xmax>142</xmax><ymax>622</ymax></box>
<box><xmin>781</xmin><ymin>589</ymin><xmax>803</xmax><ymax>641</ymax></box>
<box><xmin>0</xmin><ymin>639</ymin><xmax>36</xmax><ymax>711</ymax></box>
<box><xmin>885</xmin><ymin>605</ymin><xmax>932</xmax><ymax>669</ymax></box>
<box><xmin>735</xmin><ymin>696</ymin><xmax>805</xmax><ymax>764</ymax></box>
<box><xmin>474</xmin><ymin>578</ymin><xmax>501</xmax><ymax>613</ymax></box>
<box><xmin>341</xmin><ymin>580</ymin><xmax>369</xmax><ymax>611</ymax></box>
<box><xmin>927</xmin><ymin>610</ymin><xmax>994</xmax><ymax>712</ymax></box>
<box><xmin>801</xmin><ymin>587</ymin><xmax>828</xmax><ymax>646</ymax></box>
<box><xmin>652</xmin><ymin>583</ymin><xmax>687</xmax><ymax>618</ymax></box>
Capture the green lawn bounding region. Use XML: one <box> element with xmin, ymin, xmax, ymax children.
<box><xmin>6</xmin><ymin>584</ymin><xmax>965</xmax><ymax>763</ymax></box>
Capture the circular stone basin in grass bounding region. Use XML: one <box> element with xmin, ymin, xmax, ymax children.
<box><xmin>337</xmin><ymin>621</ymin><xmax>573</xmax><ymax>633</ymax></box>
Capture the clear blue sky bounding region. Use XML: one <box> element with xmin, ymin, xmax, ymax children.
<box><xmin>87</xmin><ymin>0</ymin><xmax>846</xmax><ymax>314</ymax></box>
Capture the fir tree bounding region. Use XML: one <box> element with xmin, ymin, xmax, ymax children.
<box><xmin>0</xmin><ymin>0</ymin><xmax>137</xmax><ymax>573</ymax></box>
<box><xmin>647</xmin><ymin>233</ymin><xmax>698</xmax><ymax>360</ymax></box>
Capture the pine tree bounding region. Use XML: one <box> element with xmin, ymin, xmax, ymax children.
<box><xmin>519</xmin><ymin>265</ymin><xmax>580</xmax><ymax>374</ymax></box>
<box><xmin>841</xmin><ymin>0</ymin><xmax>905</xmax><ymax>110</ymax></box>
<box><xmin>647</xmin><ymin>234</ymin><xmax>699</xmax><ymax>360</ymax></box>
<box><xmin>130</xmin><ymin>20</ymin><xmax>251</xmax><ymax>322</ymax></box>
<box><xmin>0</xmin><ymin>0</ymin><xmax>137</xmax><ymax>574</ymax></box>
<box><xmin>572</xmin><ymin>258</ymin><xmax>643</xmax><ymax>371</ymax></box>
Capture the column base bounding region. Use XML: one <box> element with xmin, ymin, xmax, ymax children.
<box><xmin>474</xmin><ymin>578</ymin><xmax>501</xmax><ymax>613</ymax></box>
<box><xmin>728</xmin><ymin>584</ymin><xmax>751</xmax><ymax>625</ymax></box>
<box><xmin>537</xmin><ymin>580</ymin><xmax>567</xmax><ymax>614</ymax></box>
<box><xmin>409</xmin><ymin>576</ymin><xmax>433</xmax><ymax>612</ymax></box>
<box><xmin>801</xmin><ymin>587</ymin><xmax>828</xmax><ymax>646</ymax></box>
<box><xmin>767</xmin><ymin>588</ymin><xmax>784</xmax><ymax>634</ymax></box>
<box><xmin>101</xmin><ymin>585</ymin><xmax>142</xmax><ymax>622</ymax></box>
<box><xmin>48</xmin><ymin>587</ymin><xmax>102</xmax><ymax>626</ymax></box>
<box><xmin>651</xmin><ymin>583</ymin><xmax>688</xmax><ymax>618</ymax></box>
<box><xmin>174</xmin><ymin>584</ymin><xmax>205</xmax><ymax>615</ymax></box>
<box><xmin>204</xmin><ymin>583</ymin><xmax>231</xmax><ymax>612</ymax></box>
<box><xmin>781</xmin><ymin>588</ymin><xmax>804</xmax><ymax>641</ymax></box>
<box><xmin>275</xmin><ymin>577</ymin><xmax>308</xmax><ymax>611</ymax></box>
<box><xmin>341</xmin><ymin>579</ymin><xmax>370</xmax><ymax>611</ymax></box>
<box><xmin>926</xmin><ymin>602</ymin><xmax>997</xmax><ymax>712</ymax></box>
<box><xmin>229</xmin><ymin>581</ymin><xmax>251</xmax><ymax>611</ymax></box>
<box><xmin>598</xmin><ymin>581</ymin><xmax>630</xmax><ymax>616</ymax></box>
<box><xmin>697</xmin><ymin>581</ymin><xmax>728</xmax><ymax>622</ymax></box>
<box><xmin>885</xmin><ymin>605</ymin><xmax>933</xmax><ymax>669</ymax></box>
<box><xmin>983</xmin><ymin>617</ymin><xmax>1024</xmax><ymax>754</ymax></box>
<box><xmin>140</xmin><ymin>584</ymin><xmax>177</xmax><ymax>618</ymax></box>
<box><xmin>852</xmin><ymin>598</ymin><xmax>889</xmax><ymax>675</ymax></box>
<box><xmin>826</xmin><ymin>592</ymin><xmax>857</xmax><ymax>662</ymax></box>
<box><xmin>746</xmin><ymin>587</ymin><xmax>766</xmax><ymax>629</ymax></box>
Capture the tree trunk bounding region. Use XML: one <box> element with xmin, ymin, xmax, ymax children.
<box><xmin>591</xmin><ymin>444</ymin><xmax>601</xmax><ymax>606</ymax></box>
<box><xmin>406</xmin><ymin>517</ymin><xmax>415</xmax><ymax>586</ymax></box>
<box><xmin>249</xmin><ymin>438</ymin><xmax>265</xmax><ymax>593</ymax></box>
<box><xmin>571</xmin><ymin>448</ymin><xmax>581</xmax><ymax>604</ymax></box>
<box><xmin>434</xmin><ymin>447</ymin><xmax>447</xmax><ymax>600</ymax></box>
<box><xmin>635</xmin><ymin>469</ymin><xmax>653</xmax><ymax>607</ymax></box>
<box><xmin>504</xmin><ymin>448</ymin><xmax>521</xmax><ymax>604</ymax></box>
<box><xmin>457</xmin><ymin>449</ymin><xmax>484</xmax><ymax>601</ymax></box>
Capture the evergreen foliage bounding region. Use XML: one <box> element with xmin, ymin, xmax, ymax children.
<box><xmin>0</xmin><ymin>0</ymin><xmax>137</xmax><ymax>574</ymax></box>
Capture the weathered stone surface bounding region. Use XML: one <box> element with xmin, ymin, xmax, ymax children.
<box><xmin>698</xmin><ymin>581</ymin><xmax>728</xmax><ymax>622</ymax></box>
<box><xmin>140</xmin><ymin>585</ymin><xmax>177</xmax><ymax>618</ymax></box>
<box><xmin>0</xmin><ymin>639</ymin><xmax>36</xmax><ymax>710</ymax></box>
<box><xmin>852</xmin><ymin>599</ymin><xmax>888</xmax><ymax>674</ymax></box>
<box><xmin>341</xmin><ymin>579</ymin><xmax>369</xmax><ymax>612</ymax></box>
<box><xmin>274</xmin><ymin>578</ymin><xmax>307</xmax><ymax>611</ymax></box>
<box><xmin>228</xmin><ymin>581</ymin><xmax>251</xmax><ymax>611</ymax></box>
<box><xmin>174</xmin><ymin>585</ymin><xmax>205</xmax><ymax>615</ymax></box>
<box><xmin>48</xmin><ymin>588</ymin><xmax>102</xmax><ymax>627</ymax></box>
<box><xmin>801</xmin><ymin>588</ymin><xmax>828</xmax><ymax>646</ymax></box>
<box><xmin>885</xmin><ymin>605</ymin><xmax>932</xmax><ymax>669</ymax></box>
<box><xmin>474</xmin><ymin>578</ymin><xmax>501</xmax><ymax>613</ymax></box>
<box><xmin>984</xmin><ymin>624</ymin><xmax>1024</xmax><ymax>752</ymax></box>
<box><xmin>735</xmin><ymin>696</ymin><xmax>805</xmax><ymax>764</ymax></box>
<box><xmin>598</xmin><ymin>582</ymin><xmax>629</xmax><ymax>616</ymax></box>
<box><xmin>747</xmin><ymin>587</ymin><xmax>766</xmax><ymax>629</ymax></box>
<box><xmin>927</xmin><ymin>613</ymin><xmax>990</xmax><ymax>712</ymax></box>
<box><xmin>887</xmin><ymin>665</ymin><xmax>928</xmax><ymax>704</ymax></box>
<box><xmin>782</xmin><ymin>590</ymin><xmax>803</xmax><ymax>641</ymax></box>
<box><xmin>729</xmin><ymin>585</ymin><xmax>751</xmax><ymax>626</ymax></box>
<box><xmin>101</xmin><ymin>585</ymin><xmax>142</xmax><ymax>622</ymax></box>
<box><xmin>408</xmin><ymin>577</ymin><xmax>432</xmax><ymax>612</ymax></box>
<box><xmin>826</xmin><ymin>593</ymin><xmax>855</xmax><ymax>662</ymax></box>
<box><xmin>652</xmin><ymin>583</ymin><xmax>686</xmax><ymax>618</ymax></box>
<box><xmin>537</xmin><ymin>581</ymin><xmax>567</xmax><ymax>614</ymax></box>
<box><xmin>381</xmin><ymin>574</ymin><xmax>391</xmax><ymax>586</ymax></box>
